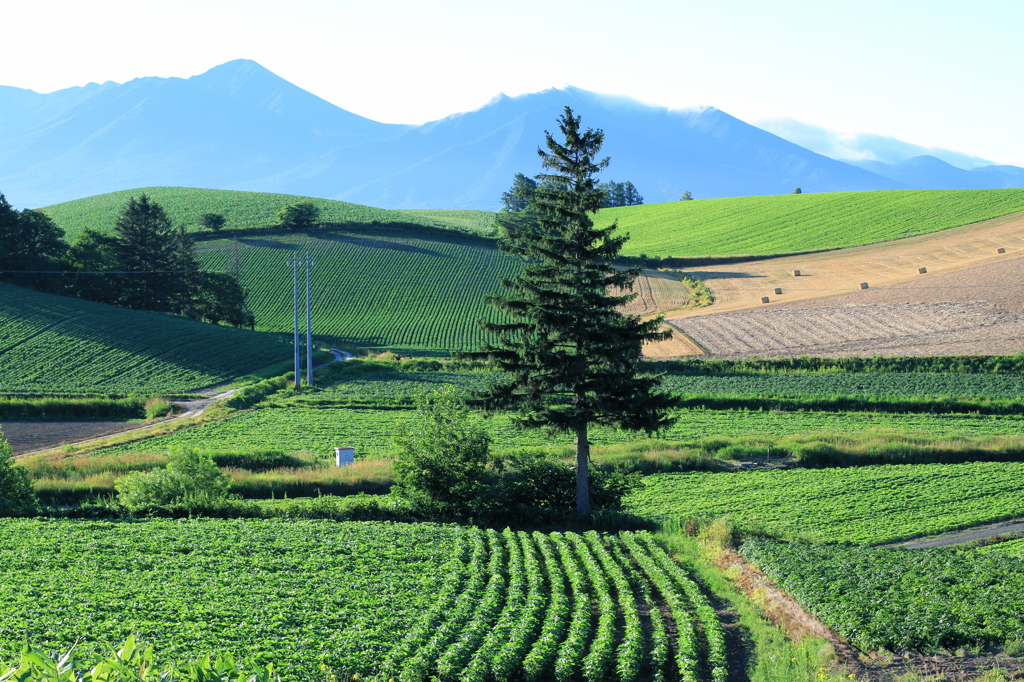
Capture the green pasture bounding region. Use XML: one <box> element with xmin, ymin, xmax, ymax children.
<box><xmin>595</xmin><ymin>189</ymin><xmax>1024</xmax><ymax>258</ymax></box>
<box><xmin>0</xmin><ymin>282</ymin><xmax>290</xmax><ymax>393</ymax></box>
<box><xmin>40</xmin><ymin>187</ymin><xmax>496</xmax><ymax>242</ymax></box>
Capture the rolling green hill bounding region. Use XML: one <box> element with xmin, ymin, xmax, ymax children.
<box><xmin>0</xmin><ymin>282</ymin><xmax>291</xmax><ymax>393</ymax></box>
<box><xmin>595</xmin><ymin>189</ymin><xmax>1024</xmax><ymax>258</ymax></box>
<box><xmin>196</xmin><ymin>228</ymin><xmax>520</xmax><ymax>353</ymax></box>
<box><xmin>40</xmin><ymin>187</ymin><xmax>496</xmax><ymax>242</ymax></box>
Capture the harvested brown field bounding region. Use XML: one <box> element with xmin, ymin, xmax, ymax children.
<box><xmin>649</xmin><ymin>210</ymin><xmax>1024</xmax><ymax>358</ymax></box>
<box><xmin>672</xmin><ymin>256</ymin><xmax>1024</xmax><ymax>357</ymax></box>
<box><xmin>617</xmin><ymin>268</ymin><xmax>692</xmax><ymax>316</ymax></box>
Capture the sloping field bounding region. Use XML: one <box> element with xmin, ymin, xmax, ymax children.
<box><xmin>0</xmin><ymin>283</ymin><xmax>291</xmax><ymax>392</ymax></box>
<box><xmin>40</xmin><ymin>187</ymin><xmax>496</xmax><ymax>242</ymax></box>
<box><xmin>196</xmin><ymin>229</ymin><xmax>521</xmax><ymax>352</ymax></box>
<box><xmin>649</xmin><ymin>211</ymin><xmax>1024</xmax><ymax>358</ymax></box>
<box><xmin>596</xmin><ymin>189</ymin><xmax>1024</xmax><ymax>258</ymax></box>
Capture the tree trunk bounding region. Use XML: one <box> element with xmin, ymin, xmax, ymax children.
<box><xmin>576</xmin><ymin>423</ymin><xmax>590</xmax><ymax>515</ymax></box>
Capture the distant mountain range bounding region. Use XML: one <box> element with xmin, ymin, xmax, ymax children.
<box><xmin>1</xmin><ymin>59</ymin><xmax>1022</xmax><ymax>210</ymax></box>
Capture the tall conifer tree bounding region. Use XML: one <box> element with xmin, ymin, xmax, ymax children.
<box><xmin>471</xmin><ymin>106</ymin><xmax>679</xmax><ymax>515</ymax></box>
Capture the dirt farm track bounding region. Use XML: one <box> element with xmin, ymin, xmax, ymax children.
<box><xmin>646</xmin><ymin>210</ymin><xmax>1024</xmax><ymax>358</ymax></box>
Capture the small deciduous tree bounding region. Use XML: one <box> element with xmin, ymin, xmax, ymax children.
<box><xmin>201</xmin><ymin>213</ymin><xmax>226</xmax><ymax>231</ymax></box>
<box><xmin>277</xmin><ymin>201</ymin><xmax>320</xmax><ymax>231</ymax></box>
<box><xmin>469</xmin><ymin>106</ymin><xmax>679</xmax><ymax>515</ymax></box>
<box><xmin>391</xmin><ymin>386</ymin><xmax>492</xmax><ymax>515</ymax></box>
<box><xmin>679</xmin><ymin>191</ymin><xmax>694</xmax><ymax>201</ymax></box>
<box><xmin>793</xmin><ymin>187</ymin><xmax>802</xmax><ymax>194</ymax></box>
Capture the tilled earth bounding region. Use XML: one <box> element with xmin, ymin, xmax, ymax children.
<box><xmin>1</xmin><ymin>420</ymin><xmax>135</xmax><ymax>454</ymax></box>
<box><xmin>674</xmin><ymin>256</ymin><xmax>1024</xmax><ymax>357</ymax></box>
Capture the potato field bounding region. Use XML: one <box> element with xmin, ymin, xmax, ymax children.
<box><xmin>0</xmin><ymin>519</ymin><xmax>728</xmax><ymax>682</ymax></box>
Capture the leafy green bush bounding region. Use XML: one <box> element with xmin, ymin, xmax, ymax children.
<box><xmin>0</xmin><ymin>433</ymin><xmax>37</xmax><ymax>517</ymax></box>
<box><xmin>114</xmin><ymin>449</ymin><xmax>232</xmax><ymax>511</ymax></box>
<box><xmin>392</xmin><ymin>386</ymin><xmax>491</xmax><ymax>515</ymax></box>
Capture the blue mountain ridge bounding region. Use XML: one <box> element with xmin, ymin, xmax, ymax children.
<box><xmin>0</xmin><ymin>59</ymin><xmax>1019</xmax><ymax>210</ymax></box>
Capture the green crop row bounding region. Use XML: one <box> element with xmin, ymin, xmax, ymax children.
<box><xmin>0</xmin><ymin>283</ymin><xmax>290</xmax><ymax>393</ymax></box>
<box><xmin>625</xmin><ymin>461</ymin><xmax>1024</xmax><ymax>544</ymax></box>
<box><xmin>41</xmin><ymin>187</ymin><xmax>495</xmax><ymax>242</ymax></box>
<box><xmin>195</xmin><ymin>230</ymin><xmax>520</xmax><ymax>352</ymax></box>
<box><xmin>0</xmin><ymin>519</ymin><xmax>728</xmax><ymax>682</ymax></box>
<box><xmin>739</xmin><ymin>537</ymin><xmax>1024</xmax><ymax>651</ymax></box>
<box><xmin>593</xmin><ymin>189</ymin><xmax>1024</xmax><ymax>258</ymax></box>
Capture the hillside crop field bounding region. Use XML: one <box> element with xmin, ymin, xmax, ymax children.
<box><xmin>0</xmin><ymin>283</ymin><xmax>290</xmax><ymax>393</ymax></box>
<box><xmin>40</xmin><ymin>187</ymin><xmax>496</xmax><ymax>242</ymax></box>
<box><xmin>0</xmin><ymin>520</ymin><xmax>729</xmax><ymax>682</ymax></box>
<box><xmin>595</xmin><ymin>189</ymin><xmax>1024</xmax><ymax>258</ymax></box>
<box><xmin>625</xmin><ymin>461</ymin><xmax>1024</xmax><ymax>544</ymax></box>
<box><xmin>195</xmin><ymin>230</ymin><xmax>520</xmax><ymax>352</ymax></box>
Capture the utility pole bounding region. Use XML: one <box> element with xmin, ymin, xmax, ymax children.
<box><xmin>305</xmin><ymin>252</ymin><xmax>314</xmax><ymax>387</ymax></box>
<box><xmin>287</xmin><ymin>253</ymin><xmax>314</xmax><ymax>388</ymax></box>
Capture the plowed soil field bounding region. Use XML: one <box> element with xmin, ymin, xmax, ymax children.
<box><xmin>655</xmin><ymin>211</ymin><xmax>1024</xmax><ymax>358</ymax></box>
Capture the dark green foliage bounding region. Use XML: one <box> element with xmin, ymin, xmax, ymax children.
<box><xmin>183</xmin><ymin>271</ymin><xmax>255</xmax><ymax>328</ymax></box>
<box><xmin>61</xmin><ymin>228</ymin><xmax>122</xmax><ymax>304</ymax></box>
<box><xmin>0</xmin><ymin>432</ymin><xmax>37</xmax><ymax>516</ymax></box>
<box><xmin>114</xmin><ymin>194</ymin><xmax>193</xmax><ymax>312</ymax></box>
<box><xmin>793</xmin><ymin>187</ymin><xmax>802</xmax><ymax>194</ymax></box>
<box><xmin>201</xmin><ymin>212</ymin><xmax>226</xmax><ymax>230</ymax></box>
<box><xmin>0</xmin><ymin>193</ymin><xmax>66</xmax><ymax>290</ymax></box>
<box><xmin>277</xmin><ymin>201</ymin><xmax>320</xmax><ymax>231</ymax></box>
<box><xmin>471</xmin><ymin>106</ymin><xmax>678</xmax><ymax>514</ymax></box>
<box><xmin>598</xmin><ymin>180</ymin><xmax>643</xmax><ymax>207</ymax></box>
<box><xmin>679</xmin><ymin>191</ymin><xmax>693</xmax><ymax>201</ymax></box>
<box><xmin>500</xmin><ymin>173</ymin><xmax>538</xmax><ymax>212</ymax></box>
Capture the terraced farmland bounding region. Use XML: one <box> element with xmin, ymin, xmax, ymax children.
<box><xmin>595</xmin><ymin>189</ymin><xmax>1024</xmax><ymax>258</ymax></box>
<box><xmin>41</xmin><ymin>187</ymin><xmax>495</xmax><ymax>242</ymax></box>
<box><xmin>0</xmin><ymin>283</ymin><xmax>291</xmax><ymax>393</ymax></box>
<box><xmin>0</xmin><ymin>519</ymin><xmax>727</xmax><ymax>682</ymax></box>
<box><xmin>195</xmin><ymin>230</ymin><xmax>521</xmax><ymax>352</ymax></box>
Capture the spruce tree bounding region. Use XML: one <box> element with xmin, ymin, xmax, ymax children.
<box><xmin>114</xmin><ymin>194</ymin><xmax>180</xmax><ymax>311</ymax></box>
<box><xmin>471</xmin><ymin>106</ymin><xmax>679</xmax><ymax>515</ymax></box>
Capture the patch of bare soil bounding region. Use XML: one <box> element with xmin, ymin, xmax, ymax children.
<box><xmin>1</xmin><ymin>420</ymin><xmax>136</xmax><ymax>454</ymax></box>
<box><xmin>672</xmin><ymin>255</ymin><xmax>1024</xmax><ymax>358</ymax></box>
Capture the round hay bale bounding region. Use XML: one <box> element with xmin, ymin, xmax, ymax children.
<box><xmin>918</xmin><ymin>267</ymin><xmax>928</xmax><ymax>274</ymax></box>
<box><xmin>774</xmin><ymin>287</ymin><xmax>783</xmax><ymax>295</ymax></box>
<box><xmin>760</xmin><ymin>296</ymin><xmax>770</xmax><ymax>304</ymax></box>
<box><xmin>859</xmin><ymin>282</ymin><xmax>869</xmax><ymax>289</ymax></box>
<box><xmin>998</xmin><ymin>247</ymin><xmax>1007</xmax><ymax>254</ymax></box>
<box><xmin>792</xmin><ymin>269</ymin><xmax>801</xmax><ymax>276</ymax></box>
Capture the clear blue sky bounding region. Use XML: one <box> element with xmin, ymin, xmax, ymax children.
<box><xmin>4</xmin><ymin>0</ymin><xmax>1022</xmax><ymax>165</ymax></box>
